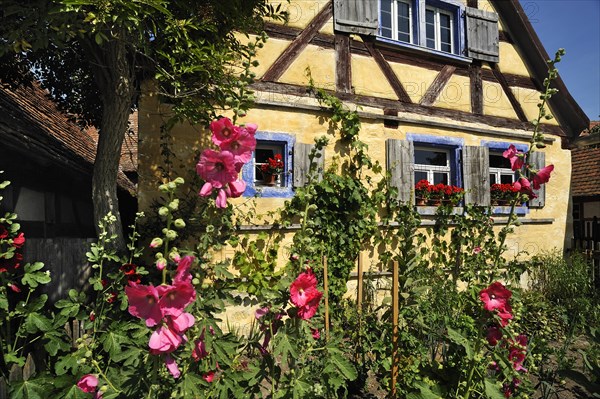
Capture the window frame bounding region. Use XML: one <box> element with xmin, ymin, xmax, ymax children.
<box><xmin>488</xmin><ymin>151</ymin><xmax>516</xmax><ymax>186</ymax></box>
<box><xmin>425</xmin><ymin>5</ymin><xmax>454</xmax><ymax>53</ymax></box>
<box><xmin>242</xmin><ymin>131</ymin><xmax>295</xmax><ymax>198</ymax></box>
<box><xmin>407</xmin><ymin>133</ymin><xmax>463</xmax><ymax>188</ymax></box>
<box><xmin>377</xmin><ymin>0</ymin><xmax>466</xmax><ymax>60</ymax></box>
<box><xmin>414</xmin><ymin>146</ymin><xmax>452</xmax><ymax>185</ymax></box>
<box><xmin>379</xmin><ymin>0</ymin><xmax>416</xmax><ymax>44</ymax></box>
<box><xmin>481</xmin><ymin>141</ymin><xmax>530</xmax><ymax>214</ymax></box>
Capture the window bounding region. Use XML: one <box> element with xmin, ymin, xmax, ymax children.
<box><xmin>414</xmin><ymin>147</ymin><xmax>451</xmax><ymax>184</ymax></box>
<box><xmin>380</xmin><ymin>0</ymin><xmax>414</xmax><ymax>43</ymax></box>
<box><xmin>425</xmin><ymin>6</ymin><xmax>453</xmax><ymax>53</ymax></box>
<box><xmin>489</xmin><ymin>152</ymin><xmax>515</xmax><ymax>185</ymax></box>
<box><xmin>377</xmin><ymin>0</ymin><xmax>461</xmax><ymax>56</ymax></box>
<box><xmin>241</xmin><ymin>132</ymin><xmax>295</xmax><ymax>198</ymax></box>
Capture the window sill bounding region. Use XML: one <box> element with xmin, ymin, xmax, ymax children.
<box><xmin>244</xmin><ymin>185</ymin><xmax>294</xmax><ymax>199</ymax></box>
<box><xmin>491</xmin><ymin>206</ymin><xmax>528</xmax><ymax>216</ymax></box>
<box><xmin>416</xmin><ymin>206</ymin><xmax>464</xmax><ymax>215</ymax></box>
<box><xmin>375</xmin><ymin>36</ymin><xmax>472</xmax><ymax>65</ymax></box>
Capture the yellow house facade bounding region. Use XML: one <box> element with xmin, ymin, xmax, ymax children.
<box><xmin>139</xmin><ymin>0</ymin><xmax>589</xmax><ymax>264</ymax></box>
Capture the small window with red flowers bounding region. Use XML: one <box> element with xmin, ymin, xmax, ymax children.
<box><xmin>254</xmin><ymin>143</ymin><xmax>286</xmax><ymax>187</ymax></box>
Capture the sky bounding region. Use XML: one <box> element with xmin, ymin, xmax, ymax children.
<box><xmin>519</xmin><ymin>0</ymin><xmax>600</xmax><ymax>121</ymax></box>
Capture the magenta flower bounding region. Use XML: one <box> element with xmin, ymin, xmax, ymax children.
<box><xmin>173</xmin><ymin>256</ymin><xmax>194</xmax><ymax>284</ymax></box>
<box><xmin>497</xmin><ymin>305</ymin><xmax>514</xmax><ymax>327</ymax></box>
<box><xmin>220</xmin><ymin>127</ymin><xmax>256</xmax><ymax>165</ymax></box>
<box><xmin>486</xmin><ymin>325</ymin><xmax>502</xmax><ymax>346</ymax></box>
<box><xmin>290</xmin><ymin>268</ymin><xmax>319</xmax><ymax>307</ymax></box>
<box><xmin>125</xmin><ymin>284</ymin><xmax>163</xmax><ymax>327</ymax></box>
<box><xmin>227</xmin><ymin>180</ymin><xmax>246</xmax><ymax>198</ymax></box>
<box><xmin>158</xmin><ymin>282</ymin><xmax>196</xmax><ymax>318</ymax></box>
<box><xmin>297</xmin><ymin>292</ymin><xmax>323</xmax><ymax>320</ymax></box>
<box><xmin>502</xmin><ymin>145</ymin><xmax>525</xmax><ymax>171</ymax></box>
<box><xmin>203</xmin><ymin>371</ymin><xmax>215</xmax><ymax>383</ymax></box>
<box><xmin>311</xmin><ymin>328</ymin><xmax>320</xmax><ymax>340</ymax></box>
<box><xmin>196</xmin><ymin>149</ymin><xmax>238</xmax><ymax>189</ymax></box>
<box><xmin>12</xmin><ymin>232</ymin><xmax>25</xmax><ymax>248</ymax></box>
<box><xmin>508</xmin><ymin>335</ymin><xmax>528</xmax><ymax>372</ymax></box>
<box><xmin>165</xmin><ymin>354</ymin><xmax>180</xmax><ymax>379</ymax></box>
<box><xmin>149</xmin><ymin>325</ymin><xmax>184</xmax><ymax>354</ymax></box>
<box><xmin>167</xmin><ymin>312</ymin><xmax>195</xmax><ymax>334</ymax></box>
<box><xmin>255</xmin><ymin>307</ymin><xmax>270</xmax><ymax>320</ymax></box>
<box><xmin>76</xmin><ymin>374</ymin><xmax>98</xmax><ymax>393</ymax></box>
<box><xmin>243</xmin><ymin>123</ymin><xmax>257</xmax><ymax>136</ymax></box>
<box><xmin>513</xmin><ymin>178</ymin><xmax>536</xmax><ymax>198</ymax></box>
<box><xmin>215</xmin><ymin>188</ymin><xmax>228</xmax><ymax>208</ymax></box>
<box><xmin>199</xmin><ymin>182</ymin><xmax>213</xmax><ymax>197</ymax></box>
<box><xmin>480</xmin><ymin>282</ymin><xmax>512</xmax><ymax>312</ymax></box>
<box><xmin>192</xmin><ymin>337</ymin><xmax>208</xmax><ymax>361</ymax></box>
<box><xmin>531</xmin><ymin>164</ymin><xmax>554</xmax><ymax>190</ymax></box>
<box><xmin>210</xmin><ymin>117</ymin><xmax>238</xmax><ymax>147</ymax></box>
<box><xmin>156</xmin><ymin>258</ymin><xmax>167</xmax><ymax>271</ymax></box>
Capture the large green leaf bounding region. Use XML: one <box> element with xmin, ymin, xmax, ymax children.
<box><xmin>447</xmin><ymin>327</ymin><xmax>473</xmax><ymax>359</ymax></box>
<box><xmin>8</xmin><ymin>377</ymin><xmax>50</xmax><ymax>399</ymax></box>
<box><xmin>327</xmin><ymin>349</ymin><xmax>357</xmax><ymax>382</ymax></box>
<box><xmin>484</xmin><ymin>378</ymin><xmax>506</xmax><ymax>399</ymax></box>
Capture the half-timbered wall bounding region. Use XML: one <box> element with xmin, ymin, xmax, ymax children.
<box><xmin>139</xmin><ymin>0</ymin><xmax>579</xmax><ymax>265</ymax></box>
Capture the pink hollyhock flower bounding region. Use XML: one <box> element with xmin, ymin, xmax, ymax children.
<box><xmin>290</xmin><ymin>268</ymin><xmax>319</xmax><ymax>307</ymax></box>
<box><xmin>220</xmin><ymin>127</ymin><xmax>256</xmax><ymax>165</ymax></box>
<box><xmin>196</xmin><ymin>149</ymin><xmax>238</xmax><ymax>189</ymax></box>
<box><xmin>255</xmin><ymin>307</ymin><xmax>270</xmax><ymax>320</ymax></box>
<box><xmin>531</xmin><ymin>164</ymin><xmax>554</xmax><ymax>190</ymax></box>
<box><xmin>173</xmin><ymin>256</ymin><xmax>194</xmax><ymax>284</ymax></box>
<box><xmin>199</xmin><ymin>182</ymin><xmax>214</xmax><ymax>197</ymax></box>
<box><xmin>210</xmin><ymin>117</ymin><xmax>237</xmax><ymax>147</ymax></box>
<box><xmin>149</xmin><ymin>325</ymin><xmax>185</xmax><ymax>354</ymax></box>
<box><xmin>165</xmin><ymin>354</ymin><xmax>181</xmax><ymax>379</ymax></box>
<box><xmin>297</xmin><ymin>292</ymin><xmax>323</xmax><ymax>320</ymax></box>
<box><xmin>227</xmin><ymin>180</ymin><xmax>246</xmax><ymax>198</ymax></box>
<box><xmin>192</xmin><ymin>337</ymin><xmax>208</xmax><ymax>361</ymax></box>
<box><xmin>502</xmin><ymin>145</ymin><xmax>525</xmax><ymax>171</ymax></box>
<box><xmin>243</xmin><ymin>123</ymin><xmax>257</xmax><ymax>136</ymax></box>
<box><xmin>167</xmin><ymin>312</ymin><xmax>195</xmax><ymax>334</ymax></box>
<box><xmin>125</xmin><ymin>284</ymin><xmax>163</xmax><ymax>327</ymax></box>
<box><xmin>480</xmin><ymin>282</ymin><xmax>512</xmax><ymax>312</ymax></box>
<box><xmin>12</xmin><ymin>232</ymin><xmax>25</xmax><ymax>248</ymax></box>
<box><xmin>508</xmin><ymin>335</ymin><xmax>528</xmax><ymax>372</ymax></box>
<box><xmin>312</xmin><ymin>328</ymin><xmax>320</xmax><ymax>340</ymax></box>
<box><xmin>497</xmin><ymin>305</ymin><xmax>514</xmax><ymax>327</ymax></box>
<box><xmin>203</xmin><ymin>371</ymin><xmax>215</xmax><ymax>383</ymax></box>
<box><xmin>486</xmin><ymin>325</ymin><xmax>502</xmax><ymax>346</ymax></box>
<box><xmin>513</xmin><ymin>178</ymin><xmax>536</xmax><ymax>198</ymax></box>
<box><xmin>76</xmin><ymin>374</ymin><xmax>98</xmax><ymax>393</ymax></box>
<box><xmin>215</xmin><ymin>188</ymin><xmax>228</xmax><ymax>209</ymax></box>
<box><xmin>158</xmin><ymin>282</ymin><xmax>196</xmax><ymax>318</ymax></box>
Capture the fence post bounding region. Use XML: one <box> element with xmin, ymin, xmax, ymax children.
<box><xmin>391</xmin><ymin>260</ymin><xmax>399</xmax><ymax>397</ymax></box>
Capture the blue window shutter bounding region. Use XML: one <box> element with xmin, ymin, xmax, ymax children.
<box><xmin>334</xmin><ymin>0</ymin><xmax>379</xmax><ymax>36</ymax></box>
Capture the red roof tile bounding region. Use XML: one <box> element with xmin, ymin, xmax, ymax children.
<box><xmin>571</xmin><ymin>146</ymin><xmax>600</xmax><ymax>197</ymax></box>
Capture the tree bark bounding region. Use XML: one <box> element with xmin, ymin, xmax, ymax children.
<box><xmin>87</xmin><ymin>35</ymin><xmax>135</xmax><ymax>253</ymax></box>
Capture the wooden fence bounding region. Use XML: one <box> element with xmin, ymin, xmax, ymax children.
<box><xmin>23</xmin><ymin>238</ymin><xmax>94</xmax><ymax>302</ymax></box>
<box><xmin>571</xmin><ymin>238</ymin><xmax>600</xmax><ymax>287</ymax></box>
<box><xmin>0</xmin><ymin>320</ymin><xmax>85</xmax><ymax>399</ymax></box>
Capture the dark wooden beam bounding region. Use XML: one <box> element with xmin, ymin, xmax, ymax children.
<box><xmin>263</xmin><ymin>23</ymin><xmax>538</xmax><ymax>90</ymax></box>
<box><xmin>261</xmin><ymin>1</ymin><xmax>333</xmax><ymax>82</ymax></box>
<box><xmin>489</xmin><ymin>63</ymin><xmax>529</xmax><ymax>122</ymax></box>
<box><xmin>362</xmin><ymin>40</ymin><xmax>412</xmax><ymax>103</ymax></box>
<box><xmin>420</xmin><ymin>65</ymin><xmax>456</xmax><ymax>106</ymax></box>
<box><xmin>250</xmin><ymin>81</ymin><xmax>566</xmax><ymax>137</ymax></box>
<box><xmin>467</xmin><ymin>0</ymin><xmax>478</xmax><ymax>7</ymax></box>
<box><xmin>334</xmin><ymin>34</ymin><xmax>352</xmax><ymax>94</ymax></box>
<box><xmin>470</xmin><ymin>61</ymin><xmax>483</xmax><ymax>115</ymax></box>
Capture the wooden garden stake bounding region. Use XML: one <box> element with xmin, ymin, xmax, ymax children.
<box><xmin>323</xmin><ymin>255</ymin><xmax>330</xmax><ymax>339</ymax></box>
<box><xmin>357</xmin><ymin>252</ymin><xmax>363</xmax><ymax>314</ymax></box>
<box><xmin>391</xmin><ymin>260</ymin><xmax>399</xmax><ymax>397</ymax></box>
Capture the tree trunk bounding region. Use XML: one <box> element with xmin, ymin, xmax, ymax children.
<box><xmin>88</xmin><ymin>35</ymin><xmax>135</xmax><ymax>254</ymax></box>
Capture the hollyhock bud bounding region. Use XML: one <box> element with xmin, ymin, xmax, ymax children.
<box><xmin>173</xmin><ymin>218</ymin><xmax>186</xmax><ymax>229</ymax></box>
<box><xmin>8</xmin><ymin>283</ymin><xmax>21</xmax><ymax>293</ymax></box>
<box><xmin>173</xmin><ymin>177</ymin><xmax>185</xmax><ymax>185</ymax></box>
<box><xmin>165</xmin><ymin>229</ymin><xmax>177</xmax><ymax>240</ymax></box>
<box><xmin>149</xmin><ymin>237</ymin><xmax>163</xmax><ymax>248</ymax></box>
<box><xmin>289</xmin><ymin>253</ymin><xmax>299</xmax><ymax>261</ymax></box>
<box><xmin>158</xmin><ymin>207</ymin><xmax>169</xmax><ymax>217</ymax></box>
<box><xmin>168</xmin><ymin>199</ymin><xmax>179</xmax><ymax>211</ymax></box>
<box><xmin>203</xmin><ymin>371</ymin><xmax>215</xmax><ymax>383</ymax></box>
<box><xmin>156</xmin><ymin>257</ymin><xmax>167</xmax><ymax>271</ymax></box>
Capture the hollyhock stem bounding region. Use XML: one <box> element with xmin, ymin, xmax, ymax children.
<box><xmin>492</xmin><ymin>197</ymin><xmax>519</xmax><ymax>272</ymax></box>
<box><xmin>92</xmin><ymin>359</ymin><xmax>120</xmax><ymax>393</ymax></box>
<box><xmin>11</xmin><ymin>289</ymin><xmax>31</xmax><ymax>353</ymax></box>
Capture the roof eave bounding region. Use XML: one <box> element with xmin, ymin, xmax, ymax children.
<box><xmin>489</xmin><ymin>0</ymin><xmax>589</xmax><ymax>139</ymax></box>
